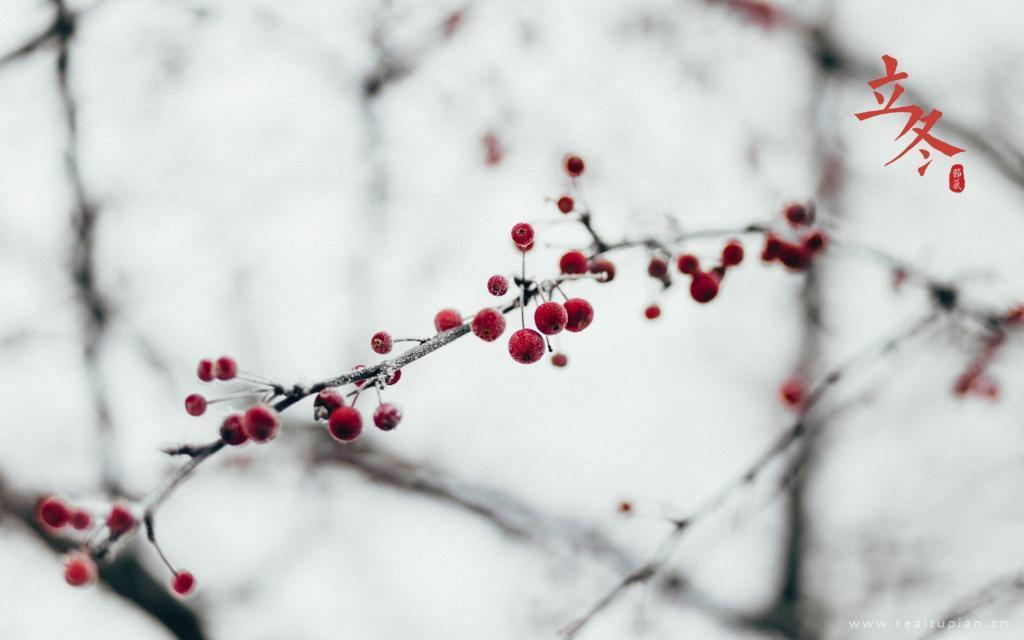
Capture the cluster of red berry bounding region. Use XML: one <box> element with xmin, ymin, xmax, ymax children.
<box><xmin>38</xmin><ymin>497</ymin><xmax>135</xmax><ymax>539</ymax></box>
<box><xmin>37</xmin><ymin>495</ymin><xmax>95</xmax><ymax>533</ymax></box>
<box><xmin>778</xmin><ymin>303</ymin><xmax>1024</xmax><ymax>410</ymax></box>
<box><xmin>196</xmin><ymin>356</ymin><xmax>237</xmax><ymax>382</ymax></box>
<box><xmin>184</xmin><ymin>355</ymin><xmax>285</xmax><ymax>443</ymax></box>
<box><xmin>505</xmin><ymin>222</ymin><xmax>596</xmax><ymax>364</ymax></box>
<box><xmin>220</xmin><ymin>405</ymin><xmax>281</xmax><ymax>444</ymax></box>
<box><xmin>642</xmin><ymin>239</ymin><xmax>746</xmax><ymax>319</ymax></box>
<box><xmin>188</xmin><ymin>352</ymin><xmax>402</xmax><ymax>446</ymax></box>
<box><xmin>43</xmin><ymin>139</ymin><xmax>1024</xmax><ymax>608</ymax></box>
<box><xmin>312</xmin><ymin>387</ymin><xmax>402</xmax><ymax>443</ymax></box>
<box><xmin>954</xmin><ymin>333</ymin><xmax>1004</xmax><ymax>400</ymax></box>
<box><xmin>551</xmin><ymin>156</ymin><xmax>757</xmax><ymax>320</ymax></box>
<box><xmin>302</xmin><ymin>333</ymin><xmax>406</xmax><ymax>444</ymax></box>
<box><xmin>761</xmin><ymin>203</ymin><xmax>827</xmax><ymax>271</ymax></box>
<box><xmin>39</xmin><ymin>496</ymin><xmax>196</xmax><ymax>595</ymax></box>
<box><xmin>431</xmin><ymin>154</ymin><xmax>596</xmax><ymax>368</ymax></box>
<box><xmin>549</xmin><ymin>156</ymin><xmax>584</xmax><ymax>215</ymax></box>
<box><xmin>507</xmin><ymin>167</ymin><xmax>597</xmax><ymax>365</ymax></box>
<box><xmin>184</xmin><ymin>355</ymin><xmax>239</xmax><ymax>416</ymax></box>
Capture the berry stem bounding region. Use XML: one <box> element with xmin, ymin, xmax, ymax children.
<box><xmin>561</xmin><ymin>310</ymin><xmax>941</xmax><ymax>637</ymax></box>
<box><xmin>82</xmin><ymin>520</ymin><xmax>103</xmax><ymax>547</ymax></box>
<box><xmin>206</xmin><ymin>390</ymin><xmax>271</xmax><ymax>404</ymax></box>
<box><xmin>83</xmin><ymin>211</ymin><xmax>993</xmax><ymax>565</ymax></box>
<box><xmin>235</xmin><ymin>370</ymin><xmax>277</xmax><ymax>385</ymax></box>
<box><xmin>578</xmin><ymin>213</ymin><xmax>608</xmax><ymax>253</ymax></box>
<box><xmin>520</xmin><ymin>250</ymin><xmax>526</xmax><ymax>329</ymax></box>
<box><xmin>143</xmin><ymin>514</ymin><xmax>177</xmax><ymax>576</ymax></box>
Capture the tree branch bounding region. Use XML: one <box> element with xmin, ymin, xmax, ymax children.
<box><xmin>559</xmin><ymin>310</ymin><xmax>940</xmax><ymax>637</ymax></box>
<box><xmin>0</xmin><ymin>478</ymin><xmax>207</xmax><ymax>640</ymax></box>
<box><xmin>920</xmin><ymin>573</ymin><xmax>1024</xmax><ymax>638</ymax></box>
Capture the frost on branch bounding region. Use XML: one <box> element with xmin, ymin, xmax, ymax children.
<box><xmin>35</xmin><ymin>154</ymin><xmax>1024</xmax><ymax>617</ymax></box>
<box><xmin>5</xmin><ymin>129</ymin><xmax>1018</xmax><ymax>640</ymax></box>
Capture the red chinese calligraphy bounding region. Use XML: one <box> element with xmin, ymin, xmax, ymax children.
<box><xmin>855</xmin><ymin>55</ymin><xmax>965</xmax><ymax>186</ymax></box>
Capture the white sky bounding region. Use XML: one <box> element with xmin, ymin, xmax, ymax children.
<box><xmin>2</xmin><ymin>1</ymin><xmax>1024</xmax><ymax>638</ymax></box>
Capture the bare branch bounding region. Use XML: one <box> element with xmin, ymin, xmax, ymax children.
<box><xmin>0</xmin><ymin>479</ymin><xmax>207</xmax><ymax>639</ymax></box>
<box><xmin>920</xmin><ymin>573</ymin><xmax>1024</xmax><ymax>638</ymax></box>
<box><xmin>560</xmin><ymin>310</ymin><xmax>940</xmax><ymax>637</ymax></box>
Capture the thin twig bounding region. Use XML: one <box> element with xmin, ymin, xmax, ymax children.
<box><xmin>920</xmin><ymin>573</ymin><xmax>1024</xmax><ymax>638</ymax></box>
<box><xmin>559</xmin><ymin>310</ymin><xmax>940</xmax><ymax>637</ymax></box>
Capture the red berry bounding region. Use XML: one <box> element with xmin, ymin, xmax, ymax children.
<box><xmin>565</xmin><ymin>155</ymin><xmax>585</xmax><ymax>177</ymax></box>
<box><xmin>1005</xmin><ymin>305</ymin><xmax>1024</xmax><ymax>326</ymax></box>
<box><xmin>487</xmin><ymin>275</ymin><xmax>509</xmax><ymax>296</ymax></box>
<box><xmin>442</xmin><ymin>10</ymin><xmax>463</xmax><ymax>36</ymax></box>
<box><xmin>784</xmin><ymin>203</ymin><xmax>808</xmax><ymax>226</ymax></box>
<box><xmin>471</xmin><ymin>307</ymin><xmax>506</xmax><ymax>342</ymax></box>
<box><xmin>556</xmin><ymin>195</ymin><xmax>574</xmax><ymax>213</ymax></box>
<box><xmin>214</xmin><ymin>356</ymin><xmax>237</xmax><ymax>381</ymax></box>
<box><xmin>647</xmin><ymin>257</ymin><xmax>669</xmax><ymax>279</ymax></box>
<box><xmin>891</xmin><ymin>268</ymin><xmax>908</xmax><ymax>289</ymax></box>
<box><xmin>511</xmin><ymin>222</ymin><xmax>535</xmax><ymax>249</ymax></box>
<box><xmin>373</xmin><ymin>403</ymin><xmax>403</xmax><ymax>431</ymax></box>
<box><xmin>973</xmin><ymin>375</ymin><xmax>1000</xmax><ymax>400</ymax></box>
<box><xmin>184</xmin><ymin>394</ymin><xmax>207</xmax><ymax>417</ymax></box>
<box><xmin>780</xmin><ymin>377</ymin><xmax>805</xmax><ymax>408</ymax></box>
<box><xmin>371</xmin><ymin>331</ymin><xmax>393</xmax><ymax>355</ymax></box>
<box><xmin>38</xmin><ymin>496</ymin><xmax>70</xmax><ymax>528</ymax></box>
<box><xmin>644</xmin><ymin>304</ymin><xmax>661</xmax><ymax>320</ymax></box>
<box><xmin>64</xmin><ymin>552</ymin><xmax>97</xmax><ymax>587</ymax></box>
<box><xmin>314</xmin><ymin>389</ymin><xmax>346</xmax><ymax>414</ymax></box>
<box><xmin>172</xmin><ymin>571</ymin><xmax>196</xmax><ymax>596</ymax></box>
<box><xmin>731</xmin><ymin>0</ymin><xmax>779</xmax><ymax>27</ymax></box>
<box><xmin>242</xmin><ymin>405</ymin><xmax>280</xmax><ymax>443</ymax></box>
<box><xmin>559</xmin><ymin>250</ymin><xmax>589</xmax><ymax>275</ymax></box>
<box><xmin>386</xmin><ymin>369</ymin><xmax>402</xmax><ymax>385</ymax></box>
<box><xmin>70</xmin><ymin>510</ymin><xmax>92</xmax><ymax>531</ymax></box>
<box><xmin>778</xmin><ymin>242</ymin><xmax>811</xmax><ymax>271</ymax></box>
<box><xmin>762</xmin><ymin>234</ymin><xmax>782</xmax><ymax>261</ymax></box>
<box><xmin>106</xmin><ymin>503</ymin><xmax>136</xmax><ymax>535</ymax></box>
<box><xmin>564</xmin><ymin>298</ymin><xmax>594</xmax><ymax>332</ymax></box>
<box><xmin>690</xmin><ymin>272</ymin><xmax>720</xmax><ymax>303</ymax></box>
<box><xmin>802</xmin><ymin>230</ymin><xmax>827</xmax><ymax>254</ymax></box>
<box><xmin>483</xmin><ymin>130</ymin><xmax>502</xmax><ymax>166</ymax></box>
<box><xmin>953</xmin><ymin>371</ymin><xmax>973</xmax><ymax>397</ymax></box>
<box><xmin>328</xmin><ymin>406</ymin><xmax>362</xmax><ymax>442</ymax></box>
<box><xmin>196</xmin><ymin>359</ymin><xmax>214</xmax><ymax>382</ymax></box>
<box><xmin>589</xmin><ymin>258</ymin><xmax>616</xmax><ymax>283</ymax></box>
<box><xmin>677</xmin><ymin>254</ymin><xmax>699</xmax><ymax>275</ymax></box>
<box><xmin>534</xmin><ymin>301</ymin><xmax>569</xmax><ymax>335</ymax></box>
<box><xmin>508</xmin><ymin>328</ymin><xmax>545</xmax><ymax>364</ymax></box>
<box><xmin>721</xmin><ymin>240</ymin><xmax>744</xmax><ymax>266</ymax></box>
<box><xmin>219</xmin><ymin>414</ymin><xmax>248</xmax><ymax>445</ymax></box>
<box><xmin>434</xmin><ymin>308</ymin><xmax>462</xmax><ymax>333</ymax></box>
<box><xmin>551</xmin><ymin>353</ymin><xmax>568</xmax><ymax>367</ymax></box>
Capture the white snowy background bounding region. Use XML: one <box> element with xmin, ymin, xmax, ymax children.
<box><xmin>1</xmin><ymin>0</ymin><xmax>1024</xmax><ymax>638</ymax></box>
